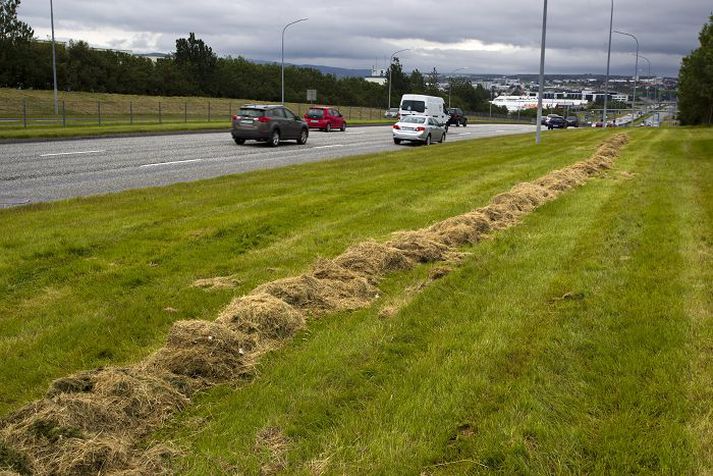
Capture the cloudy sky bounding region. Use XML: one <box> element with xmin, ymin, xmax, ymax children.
<box><xmin>19</xmin><ymin>0</ymin><xmax>712</xmax><ymax>77</ymax></box>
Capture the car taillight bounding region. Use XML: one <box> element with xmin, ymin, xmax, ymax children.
<box><xmin>231</xmin><ymin>114</ymin><xmax>239</xmax><ymax>121</ymax></box>
<box><xmin>415</xmin><ymin>126</ymin><xmax>425</xmax><ymax>132</ymax></box>
<box><xmin>392</xmin><ymin>124</ymin><xmax>400</xmax><ymax>130</ymax></box>
<box><xmin>257</xmin><ymin>116</ymin><xmax>271</xmax><ymax>123</ymax></box>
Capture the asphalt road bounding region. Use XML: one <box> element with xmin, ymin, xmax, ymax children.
<box><xmin>0</xmin><ymin>124</ymin><xmax>535</xmax><ymax>207</ymax></box>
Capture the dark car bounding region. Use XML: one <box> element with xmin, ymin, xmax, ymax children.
<box><xmin>303</xmin><ymin>106</ymin><xmax>347</xmax><ymax>132</ymax></box>
<box><xmin>547</xmin><ymin>116</ymin><xmax>568</xmax><ymax>129</ymax></box>
<box><xmin>565</xmin><ymin>116</ymin><xmax>580</xmax><ymax>128</ymax></box>
<box><xmin>447</xmin><ymin>107</ymin><xmax>468</xmax><ymax>127</ymax></box>
<box><xmin>231</xmin><ymin>105</ymin><xmax>309</xmax><ymax>146</ymax></box>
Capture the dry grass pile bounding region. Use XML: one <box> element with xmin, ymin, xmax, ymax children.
<box><xmin>0</xmin><ymin>134</ymin><xmax>628</xmax><ymax>475</ymax></box>
<box><xmin>191</xmin><ymin>275</ymin><xmax>240</xmax><ymax>290</ymax></box>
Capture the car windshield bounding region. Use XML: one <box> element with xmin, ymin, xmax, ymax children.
<box><xmin>401</xmin><ymin>116</ymin><xmax>426</xmax><ymax>124</ymax></box>
<box><xmin>306</xmin><ymin>109</ymin><xmax>324</xmax><ymax>118</ymax></box>
<box><xmin>238</xmin><ymin>108</ymin><xmax>263</xmax><ymax>118</ymax></box>
<box><xmin>401</xmin><ymin>100</ymin><xmax>425</xmax><ymax>113</ymax></box>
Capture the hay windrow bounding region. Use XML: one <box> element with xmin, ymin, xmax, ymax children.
<box><xmin>191</xmin><ymin>275</ymin><xmax>241</xmax><ymax>290</ymax></box>
<box><xmin>0</xmin><ymin>133</ymin><xmax>628</xmax><ymax>475</ymax></box>
<box><xmin>217</xmin><ymin>293</ymin><xmax>305</xmax><ymax>341</ymax></box>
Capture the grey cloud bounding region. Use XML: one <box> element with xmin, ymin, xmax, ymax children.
<box><xmin>19</xmin><ymin>0</ymin><xmax>712</xmax><ymax>76</ymax></box>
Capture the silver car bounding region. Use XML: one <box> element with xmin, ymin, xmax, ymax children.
<box><xmin>392</xmin><ymin>115</ymin><xmax>446</xmax><ymax>145</ymax></box>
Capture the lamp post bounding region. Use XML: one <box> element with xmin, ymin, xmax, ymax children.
<box><xmin>614</xmin><ymin>30</ymin><xmax>639</xmax><ymax>119</ymax></box>
<box><xmin>637</xmin><ymin>54</ymin><xmax>653</xmax><ymax>103</ymax></box>
<box><xmin>281</xmin><ymin>18</ymin><xmax>308</xmax><ymax>104</ymax></box>
<box><xmin>387</xmin><ymin>48</ymin><xmax>409</xmax><ymax>110</ymax></box>
<box><xmin>447</xmin><ymin>67</ymin><xmax>468</xmax><ymax>109</ymax></box>
<box><xmin>535</xmin><ymin>0</ymin><xmax>547</xmax><ymax>145</ymax></box>
<box><xmin>50</xmin><ymin>0</ymin><xmax>58</xmax><ymax>115</ymax></box>
<box><xmin>603</xmin><ymin>0</ymin><xmax>614</xmax><ymax>128</ymax></box>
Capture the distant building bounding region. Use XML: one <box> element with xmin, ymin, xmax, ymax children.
<box><xmin>364</xmin><ymin>66</ymin><xmax>387</xmax><ymax>85</ymax></box>
<box><xmin>134</xmin><ymin>53</ymin><xmax>171</xmax><ymax>63</ymax></box>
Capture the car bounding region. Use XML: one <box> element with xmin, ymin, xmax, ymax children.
<box><xmin>541</xmin><ymin>113</ymin><xmax>564</xmax><ymax>126</ymax></box>
<box><xmin>231</xmin><ymin>105</ymin><xmax>309</xmax><ymax>146</ymax></box>
<box><xmin>546</xmin><ymin>116</ymin><xmax>568</xmax><ymax>129</ymax></box>
<box><xmin>565</xmin><ymin>116</ymin><xmax>579</xmax><ymax>128</ymax></box>
<box><xmin>303</xmin><ymin>106</ymin><xmax>347</xmax><ymax>132</ymax></box>
<box><xmin>392</xmin><ymin>114</ymin><xmax>446</xmax><ymax>145</ymax></box>
<box><xmin>384</xmin><ymin>107</ymin><xmax>399</xmax><ymax>118</ymax></box>
<box><xmin>447</xmin><ymin>107</ymin><xmax>468</xmax><ymax>127</ymax></box>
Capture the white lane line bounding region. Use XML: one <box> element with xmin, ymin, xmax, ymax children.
<box><xmin>459</xmin><ymin>132</ymin><xmax>472</xmax><ymax>136</ymax></box>
<box><xmin>311</xmin><ymin>144</ymin><xmax>345</xmax><ymax>150</ymax></box>
<box><xmin>140</xmin><ymin>158</ymin><xmax>204</xmax><ymax>168</ymax></box>
<box><xmin>40</xmin><ymin>149</ymin><xmax>106</xmax><ymax>157</ymax></box>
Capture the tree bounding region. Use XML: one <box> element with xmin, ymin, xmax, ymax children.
<box><xmin>678</xmin><ymin>14</ymin><xmax>713</xmax><ymax>125</ymax></box>
<box><xmin>174</xmin><ymin>32</ymin><xmax>217</xmax><ymax>94</ymax></box>
<box><xmin>0</xmin><ymin>0</ymin><xmax>35</xmax><ymax>87</ymax></box>
<box><xmin>387</xmin><ymin>57</ymin><xmax>409</xmax><ymax>106</ymax></box>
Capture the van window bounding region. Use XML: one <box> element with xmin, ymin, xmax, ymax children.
<box><xmin>401</xmin><ymin>100</ymin><xmax>426</xmax><ymax>113</ymax></box>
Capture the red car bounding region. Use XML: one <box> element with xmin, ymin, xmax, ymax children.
<box><xmin>303</xmin><ymin>106</ymin><xmax>347</xmax><ymax>132</ymax></box>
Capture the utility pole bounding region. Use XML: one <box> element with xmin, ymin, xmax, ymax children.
<box><xmin>281</xmin><ymin>18</ymin><xmax>308</xmax><ymax>104</ymax></box>
<box><xmin>603</xmin><ymin>0</ymin><xmax>614</xmax><ymax>128</ymax></box>
<box><xmin>50</xmin><ymin>0</ymin><xmax>59</xmax><ymax>115</ymax></box>
<box><xmin>535</xmin><ymin>0</ymin><xmax>547</xmax><ymax>144</ymax></box>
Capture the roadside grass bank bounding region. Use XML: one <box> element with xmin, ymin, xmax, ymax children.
<box><xmin>149</xmin><ymin>128</ymin><xmax>712</xmax><ymax>474</ymax></box>
<box><xmin>0</xmin><ymin>88</ymin><xmax>389</xmax><ymax>140</ymax></box>
<box><xmin>0</xmin><ymin>129</ymin><xmax>607</xmax><ymax>418</ymax></box>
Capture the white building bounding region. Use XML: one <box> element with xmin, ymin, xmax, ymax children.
<box><xmin>364</xmin><ymin>66</ymin><xmax>387</xmax><ymax>85</ymax></box>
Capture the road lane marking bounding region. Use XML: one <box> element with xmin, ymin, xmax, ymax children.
<box><xmin>40</xmin><ymin>149</ymin><xmax>106</xmax><ymax>157</ymax></box>
<box><xmin>311</xmin><ymin>144</ymin><xmax>345</xmax><ymax>150</ymax></box>
<box><xmin>140</xmin><ymin>158</ymin><xmax>204</xmax><ymax>167</ymax></box>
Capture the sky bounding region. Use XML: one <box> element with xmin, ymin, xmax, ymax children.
<box><xmin>19</xmin><ymin>0</ymin><xmax>712</xmax><ymax>77</ymax></box>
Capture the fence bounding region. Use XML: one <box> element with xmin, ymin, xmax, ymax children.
<box><xmin>0</xmin><ymin>98</ymin><xmax>386</xmax><ymax>129</ymax></box>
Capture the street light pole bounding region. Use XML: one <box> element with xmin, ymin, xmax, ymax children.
<box><xmin>614</xmin><ymin>30</ymin><xmax>639</xmax><ymax>119</ymax></box>
<box><xmin>535</xmin><ymin>0</ymin><xmax>547</xmax><ymax>145</ymax></box>
<box><xmin>448</xmin><ymin>67</ymin><xmax>467</xmax><ymax>109</ymax></box>
<box><xmin>50</xmin><ymin>0</ymin><xmax>58</xmax><ymax>115</ymax></box>
<box><xmin>387</xmin><ymin>48</ymin><xmax>409</xmax><ymax>110</ymax></box>
<box><xmin>281</xmin><ymin>18</ymin><xmax>308</xmax><ymax>104</ymax></box>
<box><xmin>638</xmin><ymin>54</ymin><xmax>652</xmax><ymax>102</ymax></box>
<box><xmin>603</xmin><ymin>0</ymin><xmax>614</xmax><ymax>128</ymax></box>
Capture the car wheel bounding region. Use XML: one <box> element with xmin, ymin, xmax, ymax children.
<box><xmin>439</xmin><ymin>131</ymin><xmax>446</xmax><ymax>143</ymax></box>
<box><xmin>462</xmin><ymin>120</ymin><xmax>467</xmax><ymax>127</ymax></box>
<box><xmin>341</xmin><ymin>122</ymin><xmax>346</xmax><ymax>132</ymax></box>
<box><xmin>297</xmin><ymin>128</ymin><xmax>308</xmax><ymax>145</ymax></box>
<box><xmin>326</xmin><ymin>123</ymin><xmax>332</xmax><ymax>132</ymax></box>
<box><xmin>393</xmin><ymin>138</ymin><xmax>401</xmax><ymax>145</ymax></box>
<box><xmin>269</xmin><ymin>129</ymin><xmax>280</xmax><ymax>147</ymax></box>
<box><xmin>233</xmin><ymin>137</ymin><xmax>245</xmax><ymax>145</ymax></box>
<box><xmin>424</xmin><ymin>134</ymin><xmax>431</xmax><ymax>146</ymax></box>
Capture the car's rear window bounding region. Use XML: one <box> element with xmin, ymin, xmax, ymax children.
<box><xmin>402</xmin><ymin>116</ymin><xmax>426</xmax><ymax>124</ymax></box>
<box><xmin>238</xmin><ymin>108</ymin><xmax>264</xmax><ymax>118</ymax></box>
<box><xmin>401</xmin><ymin>100</ymin><xmax>425</xmax><ymax>113</ymax></box>
<box><xmin>306</xmin><ymin>109</ymin><xmax>324</xmax><ymax>118</ymax></box>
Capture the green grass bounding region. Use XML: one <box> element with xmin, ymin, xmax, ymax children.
<box><xmin>1</xmin><ymin>128</ymin><xmax>711</xmax><ymax>473</ymax></box>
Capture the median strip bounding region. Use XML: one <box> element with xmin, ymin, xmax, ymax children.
<box><xmin>0</xmin><ymin>134</ymin><xmax>629</xmax><ymax>475</ymax></box>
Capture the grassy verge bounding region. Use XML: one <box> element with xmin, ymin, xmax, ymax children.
<box><xmin>146</xmin><ymin>128</ymin><xmax>709</xmax><ymax>474</ymax></box>
<box><xmin>1</xmin><ymin>128</ymin><xmax>710</xmax><ymax>473</ymax></box>
<box><xmin>0</xmin><ymin>129</ymin><xmax>604</xmax><ymax>417</ymax></box>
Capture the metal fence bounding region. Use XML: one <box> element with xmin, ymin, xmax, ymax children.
<box><xmin>0</xmin><ymin>98</ymin><xmax>387</xmax><ymax>129</ymax></box>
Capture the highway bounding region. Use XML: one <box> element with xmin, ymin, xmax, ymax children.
<box><xmin>0</xmin><ymin>124</ymin><xmax>535</xmax><ymax>207</ymax></box>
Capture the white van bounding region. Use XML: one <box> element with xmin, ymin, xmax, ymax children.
<box><xmin>399</xmin><ymin>94</ymin><xmax>448</xmax><ymax>125</ymax></box>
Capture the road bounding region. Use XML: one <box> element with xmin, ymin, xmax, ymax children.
<box><xmin>0</xmin><ymin>124</ymin><xmax>535</xmax><ymax>207</ymax></box>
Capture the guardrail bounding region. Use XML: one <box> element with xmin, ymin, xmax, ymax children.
<box><xmin>0</xmin><ymin>98</ymin><xmax>386</xmax><ymax>129</ymax></box>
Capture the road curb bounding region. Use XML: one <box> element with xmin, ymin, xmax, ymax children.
<box><xmin>0</xmin><ymin>123</ymin><xmax>393</xmax><ymax>145</ymax></box>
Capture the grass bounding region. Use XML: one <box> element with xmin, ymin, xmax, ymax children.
<box><xmin>0</xmin><ymin>87</ymin><xmax>389</xmax><ymax>139</ymax></box>
<box><xmin>0</xmin><ymin>127</ymin><xmax>711</xmax><ymax>473</ymax></box>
